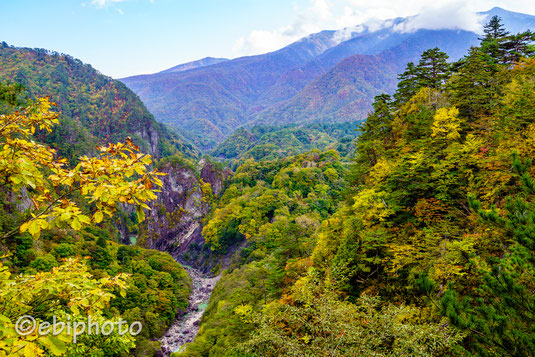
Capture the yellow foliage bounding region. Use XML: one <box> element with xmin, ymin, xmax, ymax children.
<box><xmin>523</xmin><ymin>123</ymin><xmax>535</xmax><ymax>156</ymax></box>
<box><xmin>399</xmin><ymin>87</ymin><xmax>446</xmax><ymax>115</ymax></box>
<box><xmin>431</xmin><ymin>107</ymin><xmax>461</xmax><ymax>140</ymax></box>
<box><xmin>0</xmin><ymin>258</ymin><xmax>133</xmax><ymax>356</ymax></box>
<box><xmin>0</xmin><ymin>98</ymin><xmax>164</xmax><ymax>240</ymax></box>
<box><xmin>352</xmin><ymin>188</ymin><xmax>392</xmax><ymax>226</ymax></box>
<box><xmin>369</xmin><ymin>157</ymin><xmax>395</xmax><ymax>184</ymax></box>
<box><xmin>310</xmin><ymin>212</ymin><xmax>348</xmax><ymax>265</ymax></box>
<box><xmin>386</xmin><ymin>243</ymin><xmax>418</xmax><ymax>274</ymax></box>
<box><xmin>234</xmin><ymin>304</ymin><xmax>253</xmax><ymax>321</ymax></box>
<box><xmin>407</xmin><ymin>150</ymin><xmax>426</xmax><ymax>168</ymax></box>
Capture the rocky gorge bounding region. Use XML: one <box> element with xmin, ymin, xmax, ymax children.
<box><xmin>131</xmin><ymin>156</ymin><xmax>232</xmax><ymax>355</ymax></box>
<box><xmin>160</xmin><ymin>266</ymin><xmax>220</xmax><ymax>355</ymax></box>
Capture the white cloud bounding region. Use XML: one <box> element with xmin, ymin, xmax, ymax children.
<box><xmin>238</xmin><ymin>30</ymin><xmax>292</xmax><ymax>55</ymax></box>
<box><xmin>233</xmin><ymin>0</ymin><xmax>339</xmax><ymax>56</ymax></box>
<box><xmin>233</xmin><ymin>0</ymin><xmax>535</xmax><ymax>57</ymax></box>
<box><xmin>86</xmin><ymin>0</ymin><xmax>154</xmax><ymax>9</ymax></box>
<box><xmin>333</xmin><ymin>0</ymin><xmax>491</xmax><ymax>33</ymax></box>
<box><xmin>312</xmin><ymin>0</ymin><xmax>332</xmax><ymax>20</ymax></box>
<box><xmin>393</xmin><ymin>1</ymin><xmax>487</xmax><ymax>33</ymax></box>
<box><xmin>89</xmin><ymin>0</ymin><xmax>124</xmax><ymax>8</ymax></box>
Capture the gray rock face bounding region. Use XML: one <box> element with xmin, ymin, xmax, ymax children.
<box><xmin>199</xmin><ymin>159</ymin><xmax>226</xmax><ymax>196</ymax></box>
<box><xmin>134</xmin><ymin>158</ymin><xmax>231</xmax><ymax>273</ymax></box>
<box><xmin>142</xmin><ymin>162</ymin><xmax>205</xmax><ymax>252</ymax></box>
<box><xmin>141</xmin><ymin>159</ymin><xmax>229</xmax><ymax>254</ymax></box>
<box><xmin>134</xmin><ymin>123</ymin><xmax>160</xmax><ymax>157</ymax></box>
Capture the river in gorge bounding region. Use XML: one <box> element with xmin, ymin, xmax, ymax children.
<box><xmin>160</xmin><ymin>265</ymin><xmax>220</xmax><ymax>356</ymax></box>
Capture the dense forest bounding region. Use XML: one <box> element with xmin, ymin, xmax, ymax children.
<box><xmin>177</xmin><ymin>17</ymin><xmax>535</xmax><ymax>356</ymax></box>
<box><xmin>0</xmin><ymin>42</ymin><xmax>198</xmax><ymax>161</ymax></box>
<box><xmin>1</xmin><ymin>13</ymin><xmax>535</xmax><ymax>357</ymax></box>
<box><xmin>212</xmin><ymin>122</ymin><xmax>357</xmax><ymax>166</ymax></box>
<box><xmin>0</xmin><ymin>69</ymin><xmax>192</xmax><ymax>356</ymax></box>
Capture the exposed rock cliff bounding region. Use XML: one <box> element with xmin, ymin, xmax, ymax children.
<box><xmin>138</xmin><ymin>158</ymin><xmax>231</xmax><ymax>272</ymax></box>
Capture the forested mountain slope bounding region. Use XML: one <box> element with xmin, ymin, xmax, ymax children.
<box><xmin>176</xmin><ymin>18</ymin><xmax>535</xmax><ymax>356</ymax></box>
<box><xmin>0</xmin><ymin>43</ymin><xmax>238</xmax><ymax>357</ymax></box>
<box><xmin>0</xmin><ymin>87</ymin><xmax>194</xmax><ymax>356</ymax></box>
<box><xmin>253</xmin><ymin>53</ymin><xmax>398</xmax><ymax>125</ymax></box>
<box><xmin>212</xmin><ymin>122</ymin><xmax>357</xmax><ymax>165</ymax></box>
<box><xmin>0</xmin><ymin>42</ymin><xmax>199</xmax><ymax>160</ymax></box>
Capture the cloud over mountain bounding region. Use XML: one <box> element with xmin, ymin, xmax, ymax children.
<box><xmin>233</xmin><ymin>0</ymin><xmax>535</xmax><ymax>57</ymax></box>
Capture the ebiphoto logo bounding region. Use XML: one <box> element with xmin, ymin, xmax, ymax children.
<box><xmin>15</xmin><ymin>315</ymin><xmax>142</xmax><ymax>343</ymax></box>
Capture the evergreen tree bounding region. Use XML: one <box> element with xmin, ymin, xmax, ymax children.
<box><xmin>416</xmin><ymin>47</ymin><xmax>451</xmax><ymax>89</ymax></box>
<box><xmin>356</xmin><ymin>94</ymin><xmax>393</xmax><ymax>167</ymax></box>
<box><xmin>447</xmin><ymin>47</ymin><xmax>501</xmax><ymax>120</ymax></box>
<box><xmin>502</xmin><ymin>30</ymin><xmax>535</xmax><ymax>63</ymax></box>
<box><xmin>441</xmin><ymin>154</ymin><xmax>535</xmax><ymax>356</ymax></box>
<box><xmin>393</xmin><ymin>48</ymin><xmax>451</xmax><ymax>107</ymax></box>
<box><xmin>394</xmin><ymin>62</ymin><xmax>418</xmax><ymax>106</ymax></box>
<box><xmin>480</xmin><ymin>15</ymin><xmax>510</xmax><ymax>42</ymax></box>
<box><xmin>479</xmin><ymin>15</ymin><xmax>535</xmax><ymax>65</ymax></box>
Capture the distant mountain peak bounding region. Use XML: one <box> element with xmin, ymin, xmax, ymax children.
<box><xmin>480</xmin><ymin>6</ymin><xmax>535</xmax><ymax>33</ymax></box>
<box><xmin>484</xmin><ymin>6</ymin><xmax>521</xmax><ymax>15</ymax></box>
<box><xmin>159</xmin><ymin>57</ymin><xmax>229</xmax><ymax>74</ymax></box>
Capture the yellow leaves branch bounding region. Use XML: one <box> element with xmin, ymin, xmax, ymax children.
<box><xmin>0</xmin><ymin>258</ymin><xmax>130</xmax><ymax>356</ymax></box>
<box><xmin>0</xmin><ymin>97</ymin><xmax>164</xmax><ymax>240</ymax></box>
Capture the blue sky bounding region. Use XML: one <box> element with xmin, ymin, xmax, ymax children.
<box><xmin>1</xmin><ymin>0</ymin><xmax>534</xmax><ymax>78</ymax></box>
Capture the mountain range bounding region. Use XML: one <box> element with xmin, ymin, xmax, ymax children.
<box><xmin>120</xmin><ymin>7</ymin><xmax>535</xmax><ymax>151</ymax></box>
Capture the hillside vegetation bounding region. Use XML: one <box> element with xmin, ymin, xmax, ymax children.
<box><xmin>212</xmin><ymin>122</ymin><xmax>357</xmax><ymax>166</ymax></box>
<box><xmin>1</xmin><ymin>12</ymin><xmax>535</xmax><ymax>357</ymax></box>
<box><xmin>0</xmin><ymin>42</ymin><xmax>199</xmax><ymax>161</ymax></box>
<box><xmin>0</xmin><ymin>80</ymin><xmax>191</xmax><ymax>356</ymax></box>
<box><xmin>178</xmin><ymin>17</ymin><xmax>535</xmax><ymax>356</ymax></box>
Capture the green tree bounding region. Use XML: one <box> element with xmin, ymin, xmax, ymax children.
<box><xmin>479</xmin><ymin>15</ymin><xmax>509</xmax><ymax>65</ymax></box>
<box><xmin>416</xmin><ymin>47</ymin><xmax>451</xmax><ymax>90</ymax></box>
<box><xmin>447</xmin><ymin>47</ymin><xmax>501</xmax><ymax>120</ymax></box>
<box><xmin>441</xmin><ymin>154</ymin><xmax>535</xmax><ymax>356</ymax></box>
<box><xmin>356</xmin><ymin>94</ymin><xmax>393</xmax><ymax>168</ymax></box>
<box><xmin>394</xmin><ymin>62</ymin><xmax>419</xmax><ymax>106</ymax></box>
<box><xmin>502</xmin><ymin>30</ymin><xmax>535</xmax><ymax>63</ymax></box>
<box><xmin>479</xmin><ymin>15</ymin><xmax>535</xmax><ymax>65</ymax></box>
<box><xmin>480</xmin><ymin>15</ymin><xmax>510</xmax><ymax>42</ymax></box>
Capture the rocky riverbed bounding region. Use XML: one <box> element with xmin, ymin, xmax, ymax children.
<box><xmin>160</xmin><ymin>265</ymin><xmax>220</xmax><ymax>356</ymax></box>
